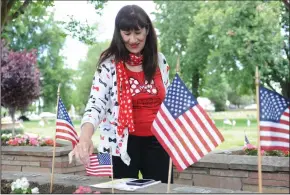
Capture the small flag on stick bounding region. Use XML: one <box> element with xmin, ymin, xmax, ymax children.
<box><xmin>86</xmin><ymin>153</ymin><xmax>113</xmax><ymax>176</ymax></box>
<box><xmin>244</xmin><ymin>134</ymin><xmax>250</xmax><ymax>145</ymax></box>
<box><xmin>259</xmin><ymin>86</ymin><xmax>289</xmax><ymax>151</ymax></box>
<box><xmin>55</xmin><ymin>98</ymin><xmax>79</xmax><ymax>148</ymax></box>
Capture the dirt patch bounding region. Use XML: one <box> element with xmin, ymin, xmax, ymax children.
<box><xmin>1</xmin><ymin>180</ymin><xmax>77</xmax><ymax>194</ymax></box>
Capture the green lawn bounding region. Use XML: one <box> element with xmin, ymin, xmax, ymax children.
<box><xmin>20</xmin><ymin>120</ymin><xmax>100</xmax><ymax>147</ymax></box>
<box><xmin>18</xmin><ymin>111</ymin><xmax>259</xmax><ymax>150</ymax></box>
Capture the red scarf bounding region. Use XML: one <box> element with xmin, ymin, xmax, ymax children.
<box><xmin>126</xmin><ymin>53</ymin><xmax>143</xmax><ymax>66</ymax></box>
<box><xmin>116</xmin><ymin>53</ymin><xmax>143</xmax><ymax>135</ymax></box>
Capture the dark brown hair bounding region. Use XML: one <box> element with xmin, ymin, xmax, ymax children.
<box><xmin>98</xmin><ymin>5</ymin><xmax>158</xmax><ymax>82</ymax></box>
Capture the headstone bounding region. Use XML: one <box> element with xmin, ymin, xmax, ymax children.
<box><xmin>232</xmin><ymin>120</ymin><xmax>236</xmax><ymax>126</ymax></box>
<box><xmin>247</xmin><ymin>119</ymin><xmax>251</xmax><ymax>127</ymax></box>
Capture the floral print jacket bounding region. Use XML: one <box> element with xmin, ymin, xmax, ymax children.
<box><xmin>80</xmin><ymin>53</ymin><xmax>170</xmax><ymax>165</ymax></box>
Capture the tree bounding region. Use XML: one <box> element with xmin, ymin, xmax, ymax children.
<box><xmin>183</xmin><ymin>3</ymin><xmax>214</xmax><ymax>97</ymax></box>
<box><xmin>201</xmin><ymin>1</ymin><xmax>289</xmax><ymax>97</ymax></box>
<box><xmin>203</xmin><ymin>72</ymin><xmax>229</xmax><ymax>111</ymax></box>
<box><xmin>153</xmin><ymin>1</ymin><xmax>201</xmax><ymax>96</ymax></box>
<box><xmin>4</xmin><ymin>5</ymin><xmax>75</xmax><ymax>112</ymax></box>
<box><xmin>282</xmin><ymin>0</ymin><xmax>289</xmax><ymax>11</ymax></box>
<box><xmin>154</xmin><ymin>1</ymin><xmax>289</xmax><ymax>99</ymax></box>
<box><xmin>1</xmin><ymin>40</ymin><xmax>40</xmax><ymax>134</ymax></box>
<box><xmin>280</xmin><ymin>0</ymin><xmax>289</xmax><ymax>97</ymax></box>
<box><xmin>1</xmin><ymin>0</ymin><xmax>53</xmax><ymax>31</ymax></box>
<box><xmin>1</xmin><ymin>0</ymin><xmax>108</xmax><ymax>45</ymax></box>
<box><xmin>72</xmin><ymin>41</ymin><xmax>110</xmax><ymax>114</ymax></box>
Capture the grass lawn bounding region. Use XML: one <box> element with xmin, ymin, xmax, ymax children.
<box><xmin>18</xmin><ymin>110</ymin><xmax>259</xmax><ymax>150</ymax></box>
<box><xmin>19</xmin><ymin>120</ymin><xmax>100</xmax><ymax>147</ymax></box>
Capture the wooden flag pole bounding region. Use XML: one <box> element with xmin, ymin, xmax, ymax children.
<box><xmin>167</xmin><ymin>158</ymin><xmax>173</xmax><ymax>193</ymax></box>
<box><xmin>110</xmin><ymin>147</ymin><xmax>114</xmax><ymax>194</ymax></box>
<box><xmin>255</xmin><ymin>67</ymin><xmax>262</xmax><ymax>193</ymax></box>
<box><xmin>50</xmin><ymin>84</ymin><xmax>61</xmax><ymax>194</ymax></box>
<box><xmin>167</xmin><ymin>55</ymin><xmax>180</xmax><ymax>193</ymax></box>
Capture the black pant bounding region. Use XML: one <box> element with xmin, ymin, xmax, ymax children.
<box><xmin>113</xmin><ymin>135</ymin><xmax>173</xmax><ymax>183</ymax></box>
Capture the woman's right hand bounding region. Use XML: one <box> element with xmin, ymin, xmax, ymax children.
<box><xmin>71</xmin><ymin>123</ymin><xmax>95</xmax><ymax>167</ymax></box>
<box><xmin>73</xmin><ymin>136</ymin><xmax>94</xmax><ymax>167</ymax></box>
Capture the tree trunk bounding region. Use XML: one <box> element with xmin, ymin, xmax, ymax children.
<box><xmin>281</xmin><ymin>81</ymin><xmax>290</xmax><ymax>99</ymax></box>
<box><xmin>1</xmin><ymin>0</ymin><xmax>31</xmax><ymax>32</ymax></box>
<box><xmin>191</xmin><ymin>71</ymin><xmax>200</xmax><ymax>97</ymax></box>
<box><xmin>38</xmin><ymin>99</ymin><xmax>41</xmax><ymax>115</ymax></box>
<box><xmin>9</xmin><ymin>108</ymin><xmax>16</xmax><ymax>136</ymax></box>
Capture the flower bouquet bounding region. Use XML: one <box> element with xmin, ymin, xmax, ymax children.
<box><xmin>242</xmin><ymin>143</ymin><xmax>264</xmax><ymax>156</ymax></box>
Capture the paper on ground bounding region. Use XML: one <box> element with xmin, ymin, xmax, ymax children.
<box><xmin>90</xmin><ymin>178</ymin><xmax>161</xmax><ymax>191</ymax></box>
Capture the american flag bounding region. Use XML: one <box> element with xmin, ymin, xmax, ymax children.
<box><xmin>151</xmin><ymin>74</ymin><xmax>224</xmax><ymax>171</ymax></box>
<box><xmin>244</xmin><ymin>134</ymin><xmax>250</xmax><ymax>145</ymax></box>
<box><xmin>56</xmin><ymin>98</ymin><xmax>79</xmax><ymax>148</ymax></box>
<box><xmin>86</xmin><ymin>153</ymin><xmax>113</xmax><ymax>176</ymax></box>
<box><xmin>259</xmin><ymin>86</ymin><xmax>289</xmax><ymax>151</ymax></box>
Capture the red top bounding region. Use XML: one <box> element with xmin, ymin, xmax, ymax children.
<box><xmin>125</xmin><ymin>67</ymin><xmax>166</xmax><ymax>136</ymax></box>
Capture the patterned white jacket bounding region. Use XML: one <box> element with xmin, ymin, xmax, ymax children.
<box><xmin>80</xmin><ymin>52</ymin><xmax>170</xmax><ymax>165</ymax></box>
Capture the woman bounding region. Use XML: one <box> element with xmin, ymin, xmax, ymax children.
<box><xmin>72</xmin><ymin>5</ymin><xmax>172</xmax><ymax>183</ymax></box>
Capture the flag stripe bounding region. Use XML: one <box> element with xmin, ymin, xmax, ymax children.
<box><xmin>56</xmin><ymin>120</ymin><xmax>78</xmax><ymax>136</ymax></box>
<box><xmin>261</xmin><ymin>146</ymin><xmax>289</xmax><ymax>151</ymax></box>
<box><xmin>177</xmin><ymin>115</ymin><xmax>207</xmax><ymax>155</ymax></box>
<box><xmin>188</xmin><ymin>109</ymin><xmax>217</xmax><ymax>149</ymax></box>
<box><xmin>260</xmin><ymin>121</ymin><xmax>289</xmax><ymax>130</ymax></box>
<box><xmin>280</xmin><ymin>119</ymin><xmax>289</xmax><ymax>126</ymax></box>
<box><xmin>281</xmin><ymin>112</ymin><xmax>289</xmax><ymax>122</ymax></box>
<box><xmin>188</xmin><ymin>108</ymin><xmax>216</xmax><ymax>150</ymax></box>
<box><xmin>55</xmin><ymin>131</ymin><xmax>78</xmax><ymax>142</ymax></box>
<box><xmin>196</xmin><ymin>105</ymin><xmax>224</xmax><ymax>143</ymax></box>
<box><xmin>86</xmin><ymin>167</ymin><xmax>111</xmax><ymax>171</ymax></box>
<box><xmin>260</xmin><ymin>126</ymin><xmax>289</xmax><ymax>134</ymax></box>
<box><xmin>152</xmin><ymin>120</ymin><xmax>185</xmax><ymax>171</ymax></box>
<box><xmin>155</xmin><ymin>115</ymin><xmax>188</xmax><ymax>166</ymax></box>
<box><xmin>86</xmin><ymin>172</ymin><xmax>112</xmax><ymax>176</ymax></box>
<box><xmin>260</xmin><ymin>136</ymin><xmax>289</xmax><ymax>143</ymax></box>
<box><xmin>260</xmin><ymin>140</ymin><xmax>289</xmax><ymax>147</ymax></box>
<box><xmin>175</xmin><ymin>118</ymin><xmax>203</xmax><ymax>158</ymax></box>
<box><xmin>183</xmin><ymin>111</ymin><xmax>212</xmax><ymax>153</ymax></box>
<box><xmin>161</xmin><ymin>105</ymin><xmax>203</xmax><ymax>158</ymax></box>
<box><xmin>260</xmin><ymin>131</ymin><xmax>289</xmax><ymax>139</ymax></box>
<box><xmin>56</xmin><ymin>122</ymin><xmax>78</xmax><ymax>137</ymax></box>
<box><xmin>159</xmin><ymin>105</ymin><xmax>199</xmax><ymax>163</ymax></box>
<box><xmin>283</xmin><ymin>108</ymin><xmax>289</xmax><ymax>117</ymax></box>
<box><xmin>55</xmin><ymin>128</ymin><xmax>78</xmax><ymax>141</ymax></box>
<box><xmin>86</xmin><ymin>168</ymin><xmax>112</xmax><ymax>172</ymax></box>
<box><xmin>160</xmin><ymin>115</ymin><xmax>197</xmax><ymax>165</ymax></box>
<box><xmin>157</xmin><ymin>109</ymin><xmax>191</xmax><ymax>167</ymax></box>
<box><xmin>86</xmin><ymin>170</ymin><xmax>112</xmax><ymax>173</ymax></box>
